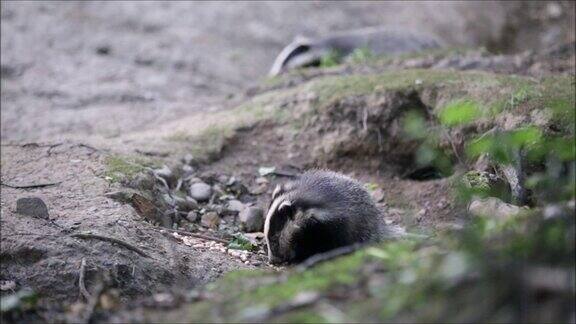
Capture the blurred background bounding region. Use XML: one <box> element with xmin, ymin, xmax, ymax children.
<box><xmin>1</xmin><ymin>1</ymin><xmax>574</xmax><ymax>142</ymax></box>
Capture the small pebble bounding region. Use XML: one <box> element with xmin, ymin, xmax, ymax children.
<box><xmin>190</xmin><ymin>182</ymin><xmax>212</xmax><ymax>202</ymax></box>
<box><xmin>201</xmin><ymin>212</ymin><xmax>220</xmax><ymax>229</ymax></box>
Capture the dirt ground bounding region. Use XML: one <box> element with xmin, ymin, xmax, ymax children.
<box><xmin>1</xmin><ymin>1</ymin><xmax>574</xmax><ymax>322</ymax></box>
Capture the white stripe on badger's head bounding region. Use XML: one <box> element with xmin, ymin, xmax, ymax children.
<box><xmin>269</xmin><ymin>37</ymin><xmax>313</xmax><ymax>76</ymax></box>
<box><xmin>264</xmin><ymin>194</ymin><xmax>293</xmax><ymax>261</ymax></box>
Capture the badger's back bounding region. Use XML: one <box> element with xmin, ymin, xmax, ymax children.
<box><xmin>289</xmin><ymin>170</ymin><xmax>384</xmax><ymax>243</ymax></box>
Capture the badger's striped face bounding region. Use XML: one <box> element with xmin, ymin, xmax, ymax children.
<box><xmin>264</xmin><ymin>184</ymin><xmax>301</xmax><ymax>264</ymax></box>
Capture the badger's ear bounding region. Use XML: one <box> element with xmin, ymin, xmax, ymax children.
<box><xmin>294</xmin><ymin>34</ymin><xmax>312</xmax><ymax>43</ymax></box>
<box><xmin>272</xmin><ymin>185</ymin><xmax>283</xmax><ymax>200</ymax></box>
<box><xmin>278</xmin><ymin>200</ymin><xmax>292</xmax><ymax>211</ymax></box>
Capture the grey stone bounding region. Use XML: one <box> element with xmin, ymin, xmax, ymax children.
<box><xmin>227</xmin><ymin>200</ymin><xmax>246</xmax><ymax>214</ymax></box>
<box><xmin>174</xmin><ymin>196</ymin><xmax>198</xmax><ymax>211</ymax></box>
<box><xmin>239</xmin><ymin>207</ymin><xmax>264</xmax><ymax>232</ymax></box>
<box><xmin>154</xmin><ymin>165</ymin><xmax>177</xmax><ymax>188</ymax></box>
<box><xmin>468</xmin><ymin>197</ymin><xmax>524</xmax><ymax>220</ymax></box>
<box><xmin>186</xmin><ymin>211</ymin><xmax>199</xmax><ymax>223</ymax></box>
<box><xmin>370</xmin><ymin>188</ymin><xmax>385</xmax><ymax>203</ymax></box>
<box><xmin>129</xmin><ymin>173</ymin><xmax>155</xmax><ymax>191</ymax></box>
<box><xmin>189</xmin><ymin>182</ymin><xmax>212</xmax><ymax>202</ymax></box>
<box><xmin>217</xmin><ymin>174</ymin><xmax>229</xmax><ymax>184</ymax></box>
<box><xmin>182</xmin><ymin>153</ymin><xmax>196</xmax><ymax>166</ymax></box>
<box><xmin>104</xmin><ymin>191</ymin><xmax>134</xmax><ymax>204</ymax></box>
<box><xmin>154</xmin><ymin>165</ymin><xmax>174</xmax><ymax>182</ymax></box>
<box><xmin>201</xmin><ymin>212</ymin><xmax>220</xmax><ymax>229</ymax></box>
<box><xmin>16</xmin><ymin>197</ymin><xmax>49</xmax><ymax>219</ymax></box>
<box><xmin>162</xmin><ymin>193</ymin><xmax>176</xmax><ymax>207</ymax></box>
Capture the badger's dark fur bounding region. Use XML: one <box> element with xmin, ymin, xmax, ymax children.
<box><xmin>264</xmin><ymin>170</ymin><xmax>384</xmax><ymax>264</ymax></box>
<box><xmin>269</xmin><ymin>26</ymin><xmax>442</xmax><ymax>76</ymax></box>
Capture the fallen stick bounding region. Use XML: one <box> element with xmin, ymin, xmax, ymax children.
<box><xmin>71</xmin><ymin>232</ymin><xmax>151</xmax><ymax>258</ymax></box>
<box><xmin>78</xmin><ymin>258</ymin><xmax>92</xmax><ymax>301</ymax></box>
<box><xmin>167</xmin><ymin>228</ymin><xmax>229</xmax><ymax>244</ymax></box>
<box><xmin>81</xmin><ymin>281</ymin><xmax>104</xmax><ymax>324</ymax></box>
<box><xmin>1</xmin><ymin>181</ymin><xmax>61</xmax><ymax>189</ymax></box>
<box><xmin>296</xmin><ymin>244</ymin><xmax>363</xmax><ymax>272</ymax></box>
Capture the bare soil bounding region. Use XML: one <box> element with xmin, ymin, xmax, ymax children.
<box><xmin>1</xmin><ymin>1</ymin><xmax>574</xmax><ymax>322</ymax></box>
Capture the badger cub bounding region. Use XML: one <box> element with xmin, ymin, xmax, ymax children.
<box><xmin>264</xmin><ymin>170</ymin><xmax>384</xmax><ymax>264</ymax></box>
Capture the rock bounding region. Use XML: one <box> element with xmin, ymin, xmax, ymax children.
<box><xmin>227</xmin><ymin>200</ymin><xmax>246</xmax><ymax>214</ymax></box>
<box><xmin>95</xmin><ymin>45</ymin><xmax>111</xmax><ymax>55</ymax></box>
<box><xmin>206</xmin><ymin>204</ymin><xmax>224</xmax><ymax>215</ymax></box>
<box><xmin>182</xmin><ymin>153</ymin><xmax>196</xmax><ymax>166</ymax></box>
<box><xmin>189</xmin><ymin>182</ymin><xmax>212</xmax><ymax>202</ymax></box>
<box><xmin>127</xmin><ymin>173</ymin><xmax>155</xmax><ymax>191</ymax></box>
<box><xmin>255</xmin><ymin>177</ymin><xmax>268</xmax><ymax>185</ymax></box>
<box><xmin>201</xmin><ymin>212</ymin><xmax>220</xmax><ymax>229</ymax></box>
<box><xmin>162</xmin><ymin>193</ymin><xmax>176</xmax><ymax>207</ymax></box>
<box><xmin>248</xmin><ymin>185</ymin><xmax>267</xmax><ymax>195</ymax></box>
<box><xmin>16</xmin><ymin>197</ymin><xmax>49</xmax><ymax>219</ymax></box>
<box><xmin>543</xmin><ymin>203</ymin><xmax>573</xmax><ymax>220</ymax></box>
<box><xmin>239</xmin><ymin>207</ymin><xmax>264</xmax><ymax>232</ymax></box>
<box><xmin>182</xmin><ymin>164</ymin><xmax>194</xmax><ymax>175</ymax></box>
<box><xmin>228</xmin><ymin>181</ymin><xmax>248</xmax><ymax>196</ymax></box>
<box><xmin>0</xmin><ymin>280</ymin><xmax>16</xmax><ymax>291</ymax></box>
<box><xmin>468</xmin><ymin>197</ymin><xmax>524</xmax><ymax>220</ymax></box>
<box><xmin>104</xmin><ymin>191</ymin><xmax>134</xmax><ymax>204</ymax></box>
<box><xmin>174</xmin><ymin>196</ymin><xmax>198</xmax><ymax>211</ymax></box>
<box><xmin>186</xmin><ymin>211</ymin><xmax>199</xmax><ymax>223</ymax></box>
<box><xmin>217</xmin><ymin>174</ymin><xmax>229</xmax><ymax>184</ymax></box>
<box><xmin>371</xmin><ymin>188</ymin><xmax>385</xmax><ymax>203</ymax></box>
<box><xmin>226</xmin><ymin>176</ymin><xmax>237</xmax><ymax>186</ymax></box>
<box><xmin>212</xmin><ymin>184</ymin><xmax>226</xmax><ymax>197</ymax></box>
<box><xmin>154</xmin><ymin>165</ymin><xmax>173</xmax><ymax>182</ymax></box>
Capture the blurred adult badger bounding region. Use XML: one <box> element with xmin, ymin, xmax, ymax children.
<box><xmin>265</xmin><ymin>170</ymin><xmax>385</xmax><ymax>264</ymax></box>
<box><xmin>269</xmin><ymin>26</ymin><xmax>442</xmax><ymax>76</ymax></box>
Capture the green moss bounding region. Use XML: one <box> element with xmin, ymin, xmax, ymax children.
<box><xmin>273</xmin><ymin>310</ymin><xmax>328</xmax><ymax>323</ymax></box>
<box><xmin>167</xmin><ymin>208</ymin><xmax>573</xmax><ymax>323</ymax></box>
<box><xmin>463</xmin><ymin>171</ymin><xmax>492</xmax><ymax>191</ymax></box>
<box><xmin>103</xmin><ymin>155</ymin><xmax>157</xmax><ymax>183</ymax></box>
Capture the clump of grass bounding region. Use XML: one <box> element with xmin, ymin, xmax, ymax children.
<box><xmin>319</xmin><ymin>49</ymin><xmax>342</xmax><ymax>68</ymax></box>
<box><xmin>104</xmin><ymin>155</ymin><xmax>158</xmax><ymax>183</ymax></box>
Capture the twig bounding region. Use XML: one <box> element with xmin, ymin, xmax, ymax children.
<box><xmin>1</xmin><ymin>142</ymin><xmax>62</xmax><ymax>148</ymax></box>
<box><xmin>167</xmin><ymin>228</ymin><xmax>229</xmax><ymax>244</ymax></box>
<box><xmin>71</xmin><ymin>232</ymin><xmax>151</xmax><ymax>258</ymax></box>
<box><xmin>81</xmin><ymin>281</ymin><xmax>104</xmax><ymax>324</ymax></box>
<box><xmin>272</xmin><ymin>170</ymin><xmax>299</xmax><ymax>178</ymax></box>
<box><xmin>297</xmin><ymin>244</ymin><xmax>363</xmax><ymax>272</ymax></box>
<box><xmin>78</xmin><ymin>258</ymin><xmax>92</xmax><ymax>301</ymax></box>
<box><xmin>442</xmin><ymin>128</ymin><xmax>464</xmax><ymax>166</ymax></box>
<box><xmin>1</xmin><ymin>181</ymin><xmax>61</xmax><ymax>189</ymax></box>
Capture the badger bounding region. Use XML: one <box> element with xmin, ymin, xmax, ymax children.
<box><xmin>269</xmin><ymin>26</ymin><xmax>443</xmax><ymax>76</ymax></box>
<box><xmin>264</xmin><ymin>170</ymin><xmax>385</xmax><ymax>264</ymax></box>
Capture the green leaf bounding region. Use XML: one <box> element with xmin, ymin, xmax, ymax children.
<box><xmin>0</xmin><ymin>289</ymin><xmax>37</xmax><ymax>314</ymax></box>
<box><xmin>509</xmin><ymin>127</ymin><xmax>542</xmax><ymax>147</ymax></box>
<box><xmin>228</xmin><ymin>234</ymin><xmax>256</xmax><ymax>251</ymax></box>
